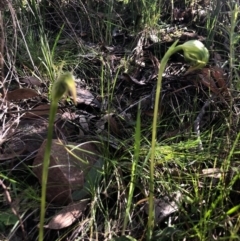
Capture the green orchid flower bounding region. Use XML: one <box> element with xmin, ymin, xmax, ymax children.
<box><xmin>52</xmin><ymin>72</ymin><xmax>77</xmax><ymax>104</ymax></box>
<box><xmin>179</xmin><ymin>40</ymin><xmax>209</xmax><ymax>73</ymax></box>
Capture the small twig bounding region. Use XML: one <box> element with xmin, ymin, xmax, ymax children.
<box><xmin>120</xmin><ymin>94</ymin><xmax>151</xmax><ymax>114</ymax></box>
<box><xmin>194</xmin><ymin>99</ymin><xmax>212</xmax><ymax>151</ymax></box>
<box><xmin>0</xmin><ymin>3</ymin><xmax>5</xmax><ymax>97</ymax></box>
<box><xmin>0</xmin><ymin>179</ymin><xmax>27</xmax><ymax>240</ymax></box>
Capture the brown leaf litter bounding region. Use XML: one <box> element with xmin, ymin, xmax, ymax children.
<box><xmin>33</xmin><ymin>140</ymin><xmax>101</xmax><ymax>205</ymax></box>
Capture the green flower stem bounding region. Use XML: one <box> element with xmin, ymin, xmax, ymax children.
<box><xmin>147</xmin><ymin>40</ymin><xmax>209</xmax><ymax>240</ymax></box>
<box><xmin>38</xmin><ymin>100</ymin><xmax>58</xmax><ymax>241</ymax></box>
<box><xmin>147</xmin><ymin>40</ymin><xmax>180</xmax><ymax>239</ymax></box>
<box><xmin>38</xmin><ymin>72</ymin><xmax>76</xmax><ymax>241</ymax></box>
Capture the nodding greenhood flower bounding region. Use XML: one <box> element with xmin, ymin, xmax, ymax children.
<box><xmin>148</xmin><ymin>39</ymin><xmax>209</xmax><ymax>238</ymax></box>
<box><xmin>177</xmin><ymin>40</ymin><xmax>209</xmax><ymax>74</ymax></box>
<box><xmin>52</xmin><ymin>72</ymin><xmax>77</xmax><ymax>104</ymax></box>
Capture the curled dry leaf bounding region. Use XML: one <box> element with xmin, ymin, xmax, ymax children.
<box><xmin>45</xmin><ymin>199</ymin><xmax>89</xmax><ymax>229</ymax></box>
<box><xmin>6</xmin><ymin>88</ymin><xmax>39</xmax><ymax>101</ymax></box>
<box><xmin>33</xmin><ymin>139</ymin><xmax>101</xmax><ymax>205</ymax></box>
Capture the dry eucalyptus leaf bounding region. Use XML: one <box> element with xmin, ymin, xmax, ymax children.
<box><xmin>122</xmin><ymin>73</ymin><xmax>146</xmax><ymax>85</ymax></box>
<box><xmin>199</xmin><ymin>68</ymin><xmax>219</xmax><ymax>94</ymax></box>
<box><xmin>145</xmin><ymin>191</ymin><xmax>182</xmax><ymax>223</ymax></box>
<box><xmin>6</xmin><ymin>88</ymin><xmax>39</xmax><ymax>101</ymax></box>
<box><xmin>103</xmin><ymin>114</ymin><xmax>119</xmax><ymax>135</ymax></box>
<box><xmin>211</xmin><ymin>66</ymin><xmax>228</xmax><ymax>93</ymax></box>
<box><xmin>45</xmin><ymin>199</ymin><xmax>89</xmax><ymax>229</ymax></box>
<box><xmin>213</xmin><ymin>52</ymin><xmax>222</xmax><ymax>63</ymax></box>
<box><xmin>0</xmin><ymin>138</ymin><xmax>26</xmax><ymax>161</ymax></box>
<box><xmin>21</xmin><ymin>76</ymin><xmax>42</xmax><ymax>86</ymax></box>
<box><xmin>23</xmin><ymin>104</ymin><xmax>62</xmax><ymax>119</ymax></box>
<box><xmin>202</xmin><ymin>168</ymin><xmax>222</xmax><ymax>179</ymax></box>
<box><xmin>15</xmin><ymin>118</ymin><xmax>50</xmax><ymax>155</ymax></box>
<box><xmin>33</xmin><ymin>139</ymin><xmax>101</xmax><ymax>205</ymax></box>
<box><xmin>95</xmin><ymin>113</ymin><xmax>120</xmax><ymax>135</ymax></box>
<box><xmin>78</xmin><ymin>115</ymin><xmax>89</xmax><ymax>132</ymax></box>
<box><xmin>76</xmin><ymin>88</ymin><xmax>100</xmax><ymax>108</ymax></box>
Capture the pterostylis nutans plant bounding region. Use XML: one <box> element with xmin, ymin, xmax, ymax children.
<box><xmin>38</xmin><ymin>72</ymin><xmax>77</xmax><ymax>241</ymax></box>
<box><xmin>148</xmin><ymin>40</ymin><xmax>209</xmax><ymax>240</ymax></box>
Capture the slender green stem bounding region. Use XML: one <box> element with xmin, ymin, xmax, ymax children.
<box><xmin>147</xmin><ymin>41</ymin><xmax>180</xmax><ymax>240</ymax></box>
<box><xmin>122</xmin><ymin>105</ymin><xmax>141</xmax><ymax>235</ymax></box>
<box><xmin>147</xmin><ymin>39</ymin><xmax>208</xmax><ymax>239</ymax></box>
<box><xmin>38</xmin><ymin>101</ymin><xmax>58</xmax><ymax>241</ymax></box>
<box><xmin>38</xmin><ymin>72</ymin><xmax>76</xmax><ymax>240</ymax></box>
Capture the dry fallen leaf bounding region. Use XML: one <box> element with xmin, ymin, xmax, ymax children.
<box><xmin>199</xmin><ymin>68</ymin><xmax>219</xmax><ymax>94</ymax></box>
<box><xmin>211</xmin><ymin>66</ymin><xmax>228</xmax><ymax>93</ymax></box>
<box><xmin>95</xmin><ymin>113</ymin><xmax>120</xmax><ymax>135</ymax></box>
<box><xmin>198</xmin><ymin>67</ymin><xmax>230</xmax><ymax>97</ymax></box>
<box><xmin>122</xmin><ymin>73</ymin><xmax>146</xmax><ymax>85</ymax></box>
<box><xmin>76</xmin><ymin>88</ymin><xmax>101</xmax><ymax>108</ymax></box>
<box><xmin>202</xmin><ymin>168</ymin><xmax>222</xmax><ymax>179</ymax></box>
<box><xmin>0</xmin><ymin>137</ymin><xmax>26</xmax><ymax>161</ymax></box>
<box><xmin>45</xmin><ymin>199</ymin><xmax>89</xmax><ymax>229</ymax></box>
<box><xmin>33</xmin><ymin>139</ymin><xmax>101</xmax><ymax>205</ymax></box>
<box><xmin>6</xmin><ymin>88</ymin><xmax>39</xmax><ymax>101</ymax></box>
<box><xmin>145</xmin><ymin>191</ymin><xmax>182</xmax><ymax>223</ymax></box>
<box><xmin>23</xmin><ymin>104</ymin><xmax>62</xmax><ymax>119</ymax></box>
<box><xmin>104</xmin><ymin>114</ymin><xmax>120</xmax><ymax>136</ymax></box>
<box><xmin>20</xmin><ymin>76</ymin><xmax>42</xmax><ymax>86</ymax></box>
